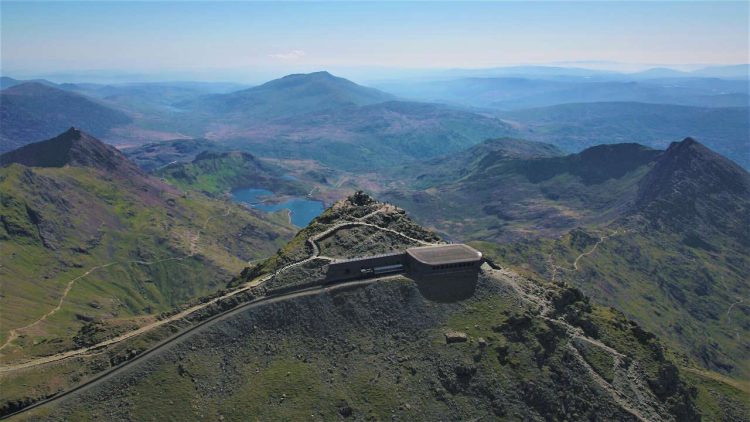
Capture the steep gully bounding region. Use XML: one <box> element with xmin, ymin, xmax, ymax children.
<box><xmin>2</xmin><ymin>206</ymin><xmax>665</xmax><ymax>421</ymax></box>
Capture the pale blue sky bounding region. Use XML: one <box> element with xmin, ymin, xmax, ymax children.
<box><xmin>1</xmin><ymin>1</ymin><xmax>748</xmax><ymax>82</ymax></box>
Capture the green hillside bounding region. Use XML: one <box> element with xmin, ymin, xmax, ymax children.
<box><xmin>8</xmin><ymin>194</ymin><xmax>746</xmax><ymax>421</ymax></box>
<box><xmin>156</xmin><ymin>150</ymin><xmax>307</xmax><ymax>196</ymax></box>
<box><xmin>0</xmin><ymin>130</ymin><xmax>295</xmax><ymax>363</ymax></box>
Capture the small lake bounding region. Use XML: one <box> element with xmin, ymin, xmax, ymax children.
<box><xmin>231</xmin><ymin>188</ymin><xmax>324</xmax><ymax>227</ymax></box>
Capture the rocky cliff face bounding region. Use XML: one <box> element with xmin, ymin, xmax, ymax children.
<box><xmin>635</xmin><ymin>137</ymin><xmax>750</xmax><ymax>243</ymax></box>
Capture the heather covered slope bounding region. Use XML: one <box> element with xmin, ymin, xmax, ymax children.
<box><xmin>0</xmin><ymin>129</ymin><xmax>295</xmax><ymax>363</ymax></box>
<box><xmin>0</xmin><ymin>83</ymin><xmax>132</xmax><ymax>153</ymax></box>
<box><xmin>11</xmin><ymin>194</ymin><xmax>746</xmax><ymax>421</ymax></box>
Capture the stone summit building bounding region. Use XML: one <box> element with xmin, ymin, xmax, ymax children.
<box><xmin>325</xmin><ymin>244</ymin><xmax>483</xmax><ymax>282</ymax></box>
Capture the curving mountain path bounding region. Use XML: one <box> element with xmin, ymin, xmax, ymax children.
<box><xmin>0</xmin><ymin>207</ymin><xmax>233</xmax><ymax>354</ymax></box>
<box><xmin>0</xmin><ymin>204</ymin><xmax>438</xmax><ymax>372</ymax></box>
<box><xmin>1</xmin><ymin>207</ymin><xmax>668</xmax><ymax>421</ymax></box>
<box><xmin>486</xmin><ymin>264</ymin><xmax>667</xmax><ymax>422</ymax></box>
<box><xmin>548</xmin><ymin>230</ymin><xmax>623</xmax><ymax>282</ymax></box>
<box><xmin>0</xmin><ymin>276</ymin><xmax>403</xmax><ymax>420</ymax></box>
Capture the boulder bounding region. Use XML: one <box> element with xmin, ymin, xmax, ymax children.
<box><xmin>444</xmin><ymin>331</ymin><xmax>468</xmax><ymax>344</ymax></box>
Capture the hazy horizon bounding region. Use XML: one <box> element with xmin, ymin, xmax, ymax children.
<box><xmin>2</xmin><ymin>1</ymin><xmax>748</xmax><ymax>84</ymax></box>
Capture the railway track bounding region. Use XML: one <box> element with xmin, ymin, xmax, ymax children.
<box><xmin>0</xmin><ymin>276</ymin><xmax>406</xmax><ymax>420</ymax></box>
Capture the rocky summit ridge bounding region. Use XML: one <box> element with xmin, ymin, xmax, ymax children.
<box><xmin>0</xmin><ymin>127</ymin><xmax>142</xmax><ymax>175</ymax></box>
<box><xmin>9</xmin><ymin>192</ymin><xmax>710</xmax><ymax>421</ymax></box>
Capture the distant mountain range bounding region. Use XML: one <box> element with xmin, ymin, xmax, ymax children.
<box><xmin>2</xmin><ymin>71</ymin><xmax>747</xmax><ymax>171</ymax></box>
<box><xmin>170</xmin><ymin>71</ymin><xmax>516</xmax><ymax>169</ymax></box>
<box><xmin>0</xmin><ymin>83</ymin><xmax>132</xmax><ymax>153</ymax></box>
<box><xmin>500</xmin><ymin>102</ymin><xmax>750</xmax><ymax>168</ymax></box>
<box><xmin>224</xmin><ymin>100</ymin><xmax>517</xmax><ymax>170</ymax></box>
<box><xmin>375</xmin><ymin>76</ymin><xmax>750</xmax><ymax>109</ymax></box>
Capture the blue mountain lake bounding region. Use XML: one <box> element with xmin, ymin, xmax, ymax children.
<box><xmin>231</xmin><ymin>188</ymin><xmax>324</xmax><ymax>227</ymax></box>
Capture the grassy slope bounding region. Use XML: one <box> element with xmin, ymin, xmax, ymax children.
<box><xmin>155</xmin><ymin>151</ymin><xmax>307</xmax><ymax>197</ymax></box>
<box><xmin>0</xmin><ymin>163</ymin><xmax>294</xmax><ymax>361</ymax></box>
<box><xmin>473</xmin><ymin>223</ymin><xmax>749</xmax><ymax>412</ymax></box>
<box><xmin>14</xmin><ymin>267</ymin><xmax>711</xmax><ymax>420</ymax></box>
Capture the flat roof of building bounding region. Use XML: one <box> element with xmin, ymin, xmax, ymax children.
<box><xmin>406</xmin><ymin>244</ymin><xmax>482</xmax><ymax>265</ymax></box>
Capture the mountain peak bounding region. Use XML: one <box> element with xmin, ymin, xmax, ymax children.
<box><xmin>0</xmin><ymin>128</ymin><xmax>142</xmax><ymax>175</ymax></box>
<box><xmin>286</xmin><ymin>70</ymin><xmax>334</xmax><ymax>79</ymax></box>
<box><xmin>664</xmin><ymin>136</ymin><xmax>703</xmax><ymax>154</ymax></box>
<box><xmin>635</xmin><ymin>137</ymin><xmax>750</xmax><ymax>235</ymax></box>
<box><xmin>652</xmin><ymin>137</ymin><xmax>745</xmax><ymax>179</ymax></box>
<box><xmin>184</xmin><ymin>71</ymin><xmax>394</xmax><ymax>119</ymax></box>
<box><xmin>2</xmin><ymin>81</ymin><xmax>57</xmax><ymax>95</ymax></box>
<box><xmin>64</xmin><ymin>126</ymin><xmax>82</xmax><ymax>136</ymax></box>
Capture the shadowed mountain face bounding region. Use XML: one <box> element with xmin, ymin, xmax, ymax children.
<box><xmin>0</xmin><ymin>83</ymin><xmax>132</xmax><ymax>153</ymax></box>
<box><xmin>491</xmin><ymin>142</ymin><xmax>661</xmax><ymax>185</ymax></box>
<box><xmin>381</xmin><ymin>139</ymin><xmax>662</xmax><ymax>241</ymax></box>
<box><xmin>1</xmin><ymin>127</ymin><xmax>141</xmax><ymax>175</ymax></box>
<box><xmin>635</xmin><ymin>138</ymin><xmax>750</xmax><ymax>241</ymax></box>
<box><xmin>122</xmin><ymin>138</ymin><xmax>228</xmax><ymax>172</ymax></box>
<box><xmin>0</xmin><ymin>129</ymin><xmax>295</xmax><ymax>365</ymax></box>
